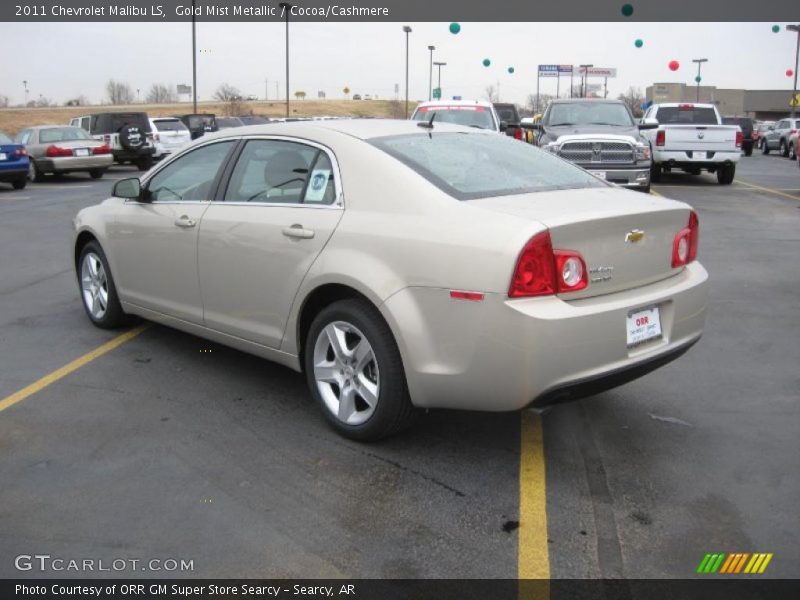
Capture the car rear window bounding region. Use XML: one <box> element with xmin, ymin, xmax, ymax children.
<box><xmin>39</xmin><ymin>127</ymin><xmax>91</xmax><ymax>143</ymax></box>
<box><xmin>371</xmin><ymin>132</ymin><xmax>605</xmax><ymax>200</ymax></box>
<box><xmin>153</xmin><ymin>119</ymin><xmax>188</xmax><ymax>132</ymax></box>
<box><xmin>412</xmin><ymin>106</ymin><xmax>497</xmax><ymax>130</ymax></box>
<box><xmin>188</xmin><ymin>115</ymin><xmax>217</xmax><ymax>130</ymax></box>
<box><xmin>94</xmin><ymin>113</ymin><xmax>151</xmax><ymax>133</ymax></box>
<box><xmin>722</xmin><ymin>117</ymin><xmax>753</xmax><ymax>133</ymax></box>
<box><xmin>656</xmin><ymin>106</ymin><xmax>718</xmax><ymax>125</ymax></box>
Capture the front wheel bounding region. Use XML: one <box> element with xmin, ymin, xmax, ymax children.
<box><xmin>136</xmin><ymin>157</ymin><xmax>153</xmax><ymax>171</ymax></box>
<box><xmin>717</xmin><ymin>164</ymin><xmax>735</xmax><ymax>185</ymax></box>
<box><xmin>305</xmin><ymin>299</ymin><xmax>416</xmax><ymax>441</ymax></box>
<box><xmin>789</xmin><ymin>143</ymin><xmax>797</xmax><ymax>161</ymax></box>
<box><xmin>649</xmin><ymin>163</ymin><xmax>662</xmax><ymax>183</ymax></box>
<box><xmin>761</xmin><ymin>140</ymin><xmax>770</xmax><ymax>154</ymax></box>
<box><xmin>779</xmin><ymin>140</ymin><xmax>789</xmax><ymax>157</ymax></box>
<box><xmin>77</xmin><ymin>241</ymin><xmax>126</xmax><ymax>329</ymax></box>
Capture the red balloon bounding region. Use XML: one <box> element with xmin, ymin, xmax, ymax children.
<box><xmin>787</xmin><ymin>69</ymin><xmax>795</xmax><ymax>77</ymax></box>
<box><xmin>668</xmin><ymin>60</ymin><xmax>680</xmax><ymax>72</ymax></box>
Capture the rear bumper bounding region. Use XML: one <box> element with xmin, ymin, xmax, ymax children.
<box><xmin>653</xmin><ymin>150</ymin><xmax>740</xmax><ymax>166</ymax></box>
<box><xmin>113</xmin><ymin>147</ymin><xmax>155</xmax><ymax>162</ymax></box>
<box><xmin>36</xmin><ymin>155</ymin><xmax>113</xmax><ymax>173</ymax></box>
<box><xmin>381</xmin><ymin>261</ymin><xmax>709</xmax><ymax>411</ymax></box>
<box><xmin>0</xmin><ymin>161</ymin><xmax>28</xmax><ymax>181</ymax></box>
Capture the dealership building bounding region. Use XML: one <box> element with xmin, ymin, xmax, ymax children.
<box><xmin>646</xmin><ymin>83</ymin><xmax>798</xmax><ymax>120</ymax></box>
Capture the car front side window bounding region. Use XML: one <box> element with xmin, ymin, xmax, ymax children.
<box><xmin>146</xmin><ymin>141</ymin><xmax>235</xmax><ymax>203</ymax></box>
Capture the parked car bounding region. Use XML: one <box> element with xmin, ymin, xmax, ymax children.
<box><xmin>73</xmin><ymin>120</ymin><xmax>708</xmax><ymax>440</ymax></box>
<box><xmin>754</xmin><ymin>121</ymin><xmax>775</xmax><ymax>150</ymax></box>
<box><xmin>640</xmin><ymin>103</ymin><xmax>741</xmax><ymax>184</ymax></box>
<box><xmin>215</xmin><ymin>116</ymin><xmax>244</xmax><ymax>130</ymax></box>
<box><xmin>761</xmin><ymin>117</ymin><xmax>799</xmax><ymax>158</ymax></box>
<box><xmin>176</xmin><ymin>114</ymin><xmax>219</xmax><ymax>140</ymax></box>
<box><xmin>16</xmin><ymin>125</ymin><xmax>112</xmax><ymax>181</ymax></box>
<box><xmin>411</xmin><ymin>100</ymin><xmax>502</xmax><ymax>132</ymax></box>
<box><xmin>493</xmin><ymin>103</ymin><xmax>528</xmax><ymax>142</ymax></box>
<box><xmin>535</xmin><ymin>99</ymin><xmax>655</xmax><ymax>192</ymax></box>
<box><xmin>70</xmin><ymin>112</ymin><xmax>155</xmax><ymax>171</ymax></box>
<box><xmin>721</xmin><ymin>117</ymin><xmax>754</xmax><ymax>156</ymax></box>
<box><xmin>0</xmin><ymin>131</ymin><xmax>29</xmax><ymax>189</ymax></box>
<box><xmin>149</xmin><ymin>118</ymin><xmax>192</xmax><ymax>160</ymax></box>
<box><xmin>352</xmin><ymin>94</ymin><xmax>362</xmax><ymax>100</ymax></box>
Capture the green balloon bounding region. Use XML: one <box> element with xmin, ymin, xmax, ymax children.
<box><xmin>449</xmin><ymin>22</ymin><xmax>461</xmax><ymax>34</ymax></box>
<box><xmin>621</xmin><ymin>3</ymin><xmax>634</xmax><ymax>17</ymax></box>
<box><xmin>483</xmin><ymin>58</ymin><xmax>491</xmax><ymax>67</ymax></box>
<box><xmin>695</xmin><ymin>75</ymin><xmax>702</xmax><ymax>83</ymax></box>
<box><xmin>635</xmin><ymin>39</ymin><xmax>644</xmax><ymax>48</ymax></box>
<box><xmin>772</xmin><ymin>25</ymin><xmax>780</xmax><ymax>33</ymax></box>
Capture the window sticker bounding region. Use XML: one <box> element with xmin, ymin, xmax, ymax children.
<box><xmin>305</xmin><ymin>168</ymin><xmax>331</xmax><ymax>202</ymax></box>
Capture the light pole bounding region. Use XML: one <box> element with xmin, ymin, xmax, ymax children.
<box><xmin>579</xmin><ymin>64</ymin><xmax>593</xmax><ymax>98</ymax></box>
<box><xmin>434</xmin><ymin>62</ymin><xmax>446</xmax><ymax>98</ymax></box>
<box><xmin>692</xmin><ymin>58</ymin><xmax>708</xmax><ymax>103</ymax></box>
<box><xmin>788</xmin><ymin>25</ymin><xmax>800</xmax><ymax>119</ymax></box>
<box><xmin>190</xmin><ymin>0</ymin><xmax>197</xmax><ymax>112</ymax></box>
<box><xmin>403</xmin><ymin>26</ymin><xmax>412</xmax><ymax>118</ymax></box>
<box><xmin>22</xmin><ymin>80</ymin><xmax>28</xmax><ymax>106</ymax></box>
<box><xmin>427</xmin><ymin>45</ymin><xmax>435</xmax><ymax>101</ymax></box>
<box><xmin>280</xmin><ymin>3</ymin><xmax>293</xmax><ymax>118</ymax></box>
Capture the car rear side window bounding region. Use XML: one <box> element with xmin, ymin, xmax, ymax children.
<box><xmin>656</xmin><ymin>107</ymin><xmax>718</xmax><ymax>125</ymax></box>
<box><xmin>371</xmin><ymin>132</ymin><xmax>605</xmax><ymax>200</ymax></box>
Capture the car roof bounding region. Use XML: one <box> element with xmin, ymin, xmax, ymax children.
<box><xmin>198</xmin><ymin>118</ymin><xmax>487</xmax><ymax>142</ymax></box>
<box><xmin>28</xmin><ymin>124</ymin><xmax>84</xmax><ymax>130</ymax></box>
<box><xmin>415</xmin><ymin>99</ymin><xmax>494</xmax><ymax>109</ymax></box>
<box><xmin>549</xmin><ymin>98</ymin><xmax>624</xmax><ymax>104</ymax></box>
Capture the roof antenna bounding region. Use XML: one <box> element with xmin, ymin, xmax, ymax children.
<box><xmin>417</xmin><ymin>111</ymin><xmax>436</xmax><ymax>136</ymax></box>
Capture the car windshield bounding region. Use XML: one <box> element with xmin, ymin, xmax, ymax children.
<box><xmin>102</xmin><ymin>113</ymin><xmax>151</xmax><ymax>132</ymax></box>
<box><xmin>153</xmin><ymin>119</ymin><xmax>188</xmax><ymax>132</ymax></box>
<box><xmin>371</xmin><ymin>132</ymin><xmax>605</xmax><ymax>200</ymax></box>
<box><xmin>412</xmin><ymin>106</ymin><xmax>497</xmax><ymax>130</ymax></box>
<box><xmin>546</xmin><ymin>102</ymin><xmax>634</xmax><ymax>127</ymax></box>
<box><xmin>39</xmin><ymin>127</ymin><xmax>91</xmax><ymax>143</ymax></box>
<box><xmin>0</xmin><ymin>132</ymin><xmax>12</xmax><ymax>144</ymax></box>
<box><xmin>656</xmin><ymin>106</ymin><xmax>718</xmax><ymax>125</ymax></box>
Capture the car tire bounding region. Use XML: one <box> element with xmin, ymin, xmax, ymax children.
<box><xmin>649</xmin><ymin>163</ymin><xmax>662</xmax><ymax>183</ymax></box>
<box><xmin>790</xmin><ymin>143</ymin><xmax>797</xmax><ymax>161</ymax></box>
<box><xmin>77</xmin><ymin>241</ymin><xmax>126</xmax><ymax>329</ymax></box>
<box><xmin>12</xmin><ymin>177</ymin><xmax>26</xmax><ymax>190</ymax></box>
<box><xmin>744</xmin><ymin>143</ymin><xmax>753</xmax><ymax>157</ymax></box>
<box><xmin>89</xmin><ymin>169</ymin><xmax>105</xmax><ymax>179</ymax></box>
<box><xmin>136</xmin><ymin>157</ymin><xmax>153</xmax><ymax>171</ymax></box>
<box><xmin>28</xmin><ymin>160</ymin><xmax>45</xmax><ymax>182</ymax></box>
<box><xmin>717</xmin><ymin>164</ymin><xmax>735</xmax><ymax>185</ymax></box>
<box><xmin>304</xmin><ymin>299</ymin><xmax>416</xmax><ymax>441</ymax></box>
<box><xmin>779</xmin><ymin>139</ymin><xmax>789</xmax><ymax>157</ymax></box>
<box><xmin>640</xmin><ymin>183</ymin><xmax>651</xmax><ymax>194</ymax></box>
<box><xmin>761</xmin><ymin>140</ymin><xmax>770</xmax><ymax>154</ymax></box>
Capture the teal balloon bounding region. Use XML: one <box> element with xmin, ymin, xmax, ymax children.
<box><xmin>695</xmin><ymin>75</ymin><xmax>702</xmax><ymax>83</ymax></box>
<box><xmin>508</xmin><ymin>67</ymin><xmax>515</xmax><ymax>74</ymax></box>
<box><xmin>482</xmin><ymin>58</ymin><xmax>491</xmax><ymax>67</ymax></box>
<box><xmin>621</xmin><ymin>3</ymin><xmax>634</xmax><ymax>17</ymax></box>
<box><xmin>449</xmin><ymin>22</ymin><xmax>461</xmax><ymax>34</ymax></box>
<box><xmin>772</xmin><ymin>25</ymin><xmax>780</xmax><ymax>33</ymax></box>
<box><xmin>635</xmin><ymin>39</ymin><xmax>644</xmax><ymax>48</ymax></box>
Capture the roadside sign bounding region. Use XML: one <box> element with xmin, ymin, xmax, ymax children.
<box><xmin>177</xmin><ymin>84</ymin><xmax>192</xmax><ymax>94</ymax></box>
<box><xmin>538</xmin><ymin>64</ymin><xmax>559</xmax><ymax>77</ymax></box>
<box><xmin>433</xmin><ymin>87</ymin><xmax>442</xmax><ymax>100</ymax></box>
<box><xmin>577</xmin><ymin>67</ymin><xmax>617</xmax><ymax>78</ymax></box>
<box><xmin>790</xmin><ymin>93</ymin><xmax>800</xmax><ymax>107</ymax></box>
<box><xmin>558</xmin><ymin>65</ymin><xmax>573</xmax><ymax>73</ymax></box>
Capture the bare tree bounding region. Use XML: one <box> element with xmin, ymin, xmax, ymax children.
<box><xmin>65</xmin><ymin>95</ymin><xmax>89</xmax><ymax>107</ymax></box>
<box><xmin>106</xmin><ymin>79</ymin><xmax>134</xmax><ymax>104</ymax></box>
<box><xmin>525</xmin><ymin>93</ymin><xmax>555</xmax><ymax>115</ymax></box>
<box><xmin>35</xmin><ymin>96</ymin><xmax>54</xmax><ymax>107</ymax></box>
<box><xmin>146</xmin><ymin>83</ymin><xmax>177</xmax><ymax>104</ymax></box>
<box><xmin>618</xmin><ymin>86</ymin><xmax>645</xmax><ymax>117</ymax></box>
<box><xmin>484</xmin><ymin>85</ymin><xmax>497</xmax><ymax>102</ymax></box>
<box><xmin>0</xmin><ymin>94</ymin><xmax>9</xmax><ymax>108</ymax></box>
<box><xmin>214</xmin><ymin>83</ymin><xmax>241</xmax><ymax>103</ymax></box>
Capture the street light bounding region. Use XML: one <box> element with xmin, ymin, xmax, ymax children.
<box><xmin>191</xmin><ymin>0</ymin><xmax>197</xmax><ymax>112</ymax></box>
<box><xmin>788</xmin><ymin>25</ymin><xmax>800</xmax><ymax>119</ymax></box>
<box><xmin>22</xmin><ymin>80</ymin><xmax>28</xmax><ymax>106</ymax></box>
<box><xmin>280</xmin><ymin>3</ymin><xmax>293</xmax><ymax>118</ymax></box>
<box><xmin>427</xmin><ymin>45</ymin><xmax>435</xmax><ymax>101</ymax></box>
<box><xmin>403</xmin><ymin>26</ymin><xmax>412</xmax><ymax>118</ymax></box>
<box><xmin>579</xmin><ymin>64</ymin><xmax>593</xmax><ymax>98</ymax></box>
<box><xmin>434</xmin><ymin>62</ymin><xmax>447</xmax><ymax>98</ymax></box>
<box><xmin>692</xmin><ymin>58</ymin><xmax>708</xmax><ymax>103</ymax></box>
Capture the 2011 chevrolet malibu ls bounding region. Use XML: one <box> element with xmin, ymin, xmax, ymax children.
<box><xmin>72</xmin><ymin>120</ymin><xmax>708</xmax><ymax>440</ymax></box>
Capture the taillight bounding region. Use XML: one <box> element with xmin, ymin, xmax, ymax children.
<box><xmin>12</xmin><ymin>148</ymin><xmax>27</xmax><ymax>157</ymax></box>
<box><xmin>514</xmin><ymin>128</ymin><xmax>523</xmax><ymax>140</ymax></box>
<box><xmin>672</xmin><ymin>211</ymin><xmax>700</xmax><ymax>268</ymax></box>
<box><xmin>735</xmin><ymin>131</ymin><xmax>743</xmax><ymax>148</ymax></box>
<box><xmin>509</xmin><ymin>231</ymin><xmax>588</xmax><ymax>298</ymax></box>
<box><xmin>92</xmin><ymin>144</ymin><xmax>111</xmax><ymax>155</ymax></box>
<box><xmin>45</xmin><ymin>145</ymin><xmax>73</xmax><ymax>157</ymax></box>
<box><xmin>655</xmin><ymin>130</ymin><xmax>666</xmax><ymax>146</ymax></box>
<box><xmin>678</xmin><ymin>104</ymin><xmax>694</xmax><ymax>110</ymax></box>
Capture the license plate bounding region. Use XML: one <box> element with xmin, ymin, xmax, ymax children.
<box><xmin>0</xmin><ymin>153</ymin><xmax>6</xmax><ymax>160</ymax></box>
<box><xmin>75</xmin><ymin>148</ymin><xmax>90</xmax><ymax>157</ymax></box>
<box><xmin>626</xmin><ymin>306</ymin><xmax>662</xmax><ymax>347</ymax></box>
<box><xmin>589</xmin><ymin>170</ymin><xmax>606</xmax><ymax>179</ymax></box>
<box><xmin>694</xmin><ymin>151</ymin><xmax>706</xmax><ymax>160</ymax></box>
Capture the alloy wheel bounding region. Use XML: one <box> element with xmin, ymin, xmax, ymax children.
<box><xmin>81</xmin><ymin>253</ymin><xmax>109</xmax><ymax>320</ymax></box>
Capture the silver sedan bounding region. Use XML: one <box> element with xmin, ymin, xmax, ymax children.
<box><xmin>72</xmin><ymin>120</ymin><xmax>708</xmax><ymax>440</ymax></box>
<box><xmin>17</xmin><ymin>125</ymin><xmax>113</xmax><ymax>181</ymax></box>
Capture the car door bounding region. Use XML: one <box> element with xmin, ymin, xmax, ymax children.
<box><xmin>198</xmin><ymin>137</ymin><xmax>344</xmax><ymax>348</ymax></box>
<box><xmin>770</xmin><ymin>120</ymin><xmax>786</xmax><ymax>148</ymax></box>
<box><xmin>107</xmin><ymin>140</ymin><xmax>237</xmax><ymax>322</ymax></box>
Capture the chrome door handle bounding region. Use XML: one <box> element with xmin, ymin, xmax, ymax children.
<box><xmin>282</xmin><ymin>225</ymin><xmax>315</xmax><ymax>239</ymax></box>
<box><xmin>174</xmin><ymin>216</ymin><xmax>197</xmax><ymax>228</ymax></box>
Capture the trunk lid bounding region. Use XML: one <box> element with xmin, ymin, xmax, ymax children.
<box><xmin>471</xmin><ymin>187</ymin><xmax>692</xmax><ymax>299</ymax></box>
<box><xmin>660</xmin><ymin>124</ymin><xmax>739</xmax><ymax>152</ymax></box>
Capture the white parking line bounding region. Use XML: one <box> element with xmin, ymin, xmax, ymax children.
<box><xmin>0</xmin><ymin>196</ymin><xmax>31</xmax><ymax>200</ymax></box>
<box><xmin>29</xmin><ymin>184</ymin><xmax>93</xmax><ymax>190</ymax></box>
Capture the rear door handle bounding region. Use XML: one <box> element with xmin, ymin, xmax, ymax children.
<box><xmin>174</xmin><ymin>215</ymin><xmax>197</xmax><ymax>228</ymax></box>
<box><xmin>282</xmin><ymin>225</ymin><xmax>315</xmax><ymax>239</ymax></box>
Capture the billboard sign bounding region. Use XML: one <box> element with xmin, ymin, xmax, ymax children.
<box><xmin>577</xmin><ymin>67</ymin><xmax>617</xmax><ymax>78</ymax></box>
<box><xmin>538</xmin><ymin>64</ymin><xmax>559</xmax><ymax>77</ymax></box>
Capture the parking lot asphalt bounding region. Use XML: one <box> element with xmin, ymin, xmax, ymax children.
<box><xmin>0</xmin><ymin>152</ymin><xmax>797</xmax><ymax>580</ymax></box>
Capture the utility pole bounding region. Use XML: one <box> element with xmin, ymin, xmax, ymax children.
<box><xmin>22</xmin><ymin>80</ymin><xmax>28</xmax><ymax>106</ymax></box>
<box><xmin>579</xmin><ymin>64</ymin><xmax>593</xmax><ymax>98</ymax></box>
<box><xmin>265</xmin><ymin>78</ymin><xmax>268</xmax><ymax>101</ymax></box>
<box><xmin>433</xmin><ymin>61</ymin><xmax>446</xmax><ymax>98</ymax></box>
<box><xmin>788</xmin><ymin>25</ymin><xmax>800</xmax><ymax>119</ymax></box>
<box><xmin>403</xmin><ymin>26</ymin><xmax>412</xmax><ymax>118</ymax></box>
<box><xmin>191</xmin><ymin>0</ymin><xmax>197</xmax><ymax>113</ymax></box>
<box><xmin>279</xmin><ymin>3</ymin><xmax>292</xmax><ymax>117</ymax></box>
<box><xmin>603</xmin><ymin>77</ymin><xmax>608</xmax><ymax>99</ymax></box>
<box><xmin>692</xmin><ymin>58</ymin><xmax>708</xmax><ymax>103</ymax></box>
<box><xmin>427</xmin><ymin>45</ymin><xmax>435</xmax><ymax>101</ymax></box>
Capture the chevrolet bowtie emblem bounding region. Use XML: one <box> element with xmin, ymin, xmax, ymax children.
<box><xmin>625</xmin><ymin>229</ymin><xmax>645</xmax><ymax>243</ymax></box>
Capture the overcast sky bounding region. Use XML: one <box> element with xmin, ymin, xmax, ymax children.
<box><xmin>2</xmin><ymin>22</ymin><xmax>798</xmax><ymax>106</ymax></box>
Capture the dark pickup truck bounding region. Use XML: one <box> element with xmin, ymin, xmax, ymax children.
<box><xmin>722</xmin><ymin>117</ymin><xmax>754</xmax><ymax>156</ymax></box>
<box><xmin>493</xmin><ymin>103</ymin><xmax>528</xmax><ymax>142</ymax></box>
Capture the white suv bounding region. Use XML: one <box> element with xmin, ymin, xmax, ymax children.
<box><xmin>149</xmin><ymin>118</ymin><xmax>192</xmax><ymax>159</ymax></box>
<box><xmin>411</xmin><ymin>100</ymin><xmax>502</xmax><ymax>132</ymax></box>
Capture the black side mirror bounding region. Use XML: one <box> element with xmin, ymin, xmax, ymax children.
<box><xmin>113</xmin><ymin>177</ymin><xmax>144</xmax><ymax>201</ymax></box>
<box><xmin>638</xmin><ymin>118</ymin><xmax>659</xmax><ymax>130</ymax></box>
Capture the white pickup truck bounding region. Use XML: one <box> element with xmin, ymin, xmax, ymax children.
<box><xmin>640</xmin><ymin>103</ymin><xmax>742</xmax><ymax>185</ymax></box>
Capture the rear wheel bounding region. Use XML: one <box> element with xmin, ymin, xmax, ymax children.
<box><xmin>77</xmin><ymin>241</ymin><xmax>126</xmax><ymax>329</ymax></box>
<box><xmin>136</xmin><ymin>157</ymin><xmax>153</xmax><ymax>171</ymax></box>
<box><xmin>305</xmin><ymin>299</ymin><xmax>416</xmax><ymax>441</ymax></box>
<box><xmin>743</xmin><ymin>143</ymin><xmax>753</xmax><ymax>157</ymax></box>
<box><xmin>761</xmin><ymin>140</ymin><xmax>770</xmax><ymax>154</ymax></box>
<box><xmin>89</xmin><ymin>169</ymin><xmax>105</xmax><ymax>179</ymax></box>
<box><xmin>28</xmin><ymin>160</ymin><xmax>45</xmax><ymax>182</ymax></box>
<box><xmin>779</xmin><ymin>139</ymin><xmax>789</xmax><ymax>157</ymax></box>
<box><xmin>717</xmin><ymin>164</ymin><xmax>735</xmax><ymax>185</ymax></box>
<box><xmin>12</xmin><ymin>177</ymin><xmax>26</xmax><ymax>190</ymax></box>
<box><xmin>789</xmin><ymin>143</ymin><xmax>797</xmax><ymax>161</ymax></box>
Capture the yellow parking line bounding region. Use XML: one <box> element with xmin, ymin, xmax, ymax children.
<box><xmin>735</xmin><ymin>180</ymin><xmax>800</xmax><ymax>201</ymax></box>
<box><xmin>650</xmin><ymin>189</ymin><xmax>663</xmax><ymax>197</ymax></box>
<box><xmin>0</xmin><ymin>325</ymin><xmax>148</xmax><ymax>414</ymax></box>
<box><xmin>518</xmin><ymin>410</ymin><xmax>550</xmax><ymax>585</ymax></box>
